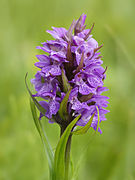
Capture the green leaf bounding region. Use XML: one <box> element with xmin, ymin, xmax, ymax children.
<box><xmin>30</xmin><ymin>98</ymin><xmax>54</xmax><ymax>179</ymax></box>
<box><xmin>96</xmin><ymin>106</ymin><xmax>100</xmax><ymax>133</ymax></box>
<box><xmin>61</xmin><ymin>68</ymin><xmax>71</xmax><ymax>93</ymax></box>
<box><xmin>30</xmin><ymin>97</ymin><xmax>41</xmax><ymax>135</ymax></box>
<box><xmin>25</xmin><ymin>73</ymin><xmax>54</xmax><ymax>179</ymax></box>
<box><xmin>54</xmin><ymin>115</ymin><xmax>81</xmax><ymax>180</ymax></box>
<box><xmin>58</xmin><ymin>88</ymin><xmax>72</xmax><ymax>120</ymax></box>
<box><xmin>72</xmin><ymin>113</ymin><xmax>95</xmax><ymax>135</ymax></box>
<box><xmin>25</xmin><ymin>73</ymin><xmax>46</xmax><ymax>116</ymax></box>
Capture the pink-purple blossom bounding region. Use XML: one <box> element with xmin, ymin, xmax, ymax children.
<box><xmin>31</xmin><ymin>14</ymin><xmax>109</xmax><ymax>133</ymax></box>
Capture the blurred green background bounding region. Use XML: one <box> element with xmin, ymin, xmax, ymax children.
<box><xmin>0</xmin><ymin>0</ymin><xmax>135</xmax><ymax>179</ymax></box>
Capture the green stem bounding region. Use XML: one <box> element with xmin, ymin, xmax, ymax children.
<box><xmin>65</xmin><ymin>134</ymin><xmax>72</xmax><ymax>180</ymax></box>
<box><xmin>60</xmin><ymin>125</ymin><xmax>72</xmax><ymax>180</ymax></box>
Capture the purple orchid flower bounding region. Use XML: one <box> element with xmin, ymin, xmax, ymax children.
<box><xmin>31</xmin><ymin>14</ymin><xmax>109</xmax><ymax>134</ymax></box>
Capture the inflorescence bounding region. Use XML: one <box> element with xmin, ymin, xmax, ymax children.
<box><xmin>31</xmin><ymin>14</ymin><xmax>109</xmax><ymax>134</ymax></box>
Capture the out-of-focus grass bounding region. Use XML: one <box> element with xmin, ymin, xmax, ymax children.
<box><xmin>0</xmin><ymin>0</ymin><xmax>135</xmax><ymax>179</ymax></box>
